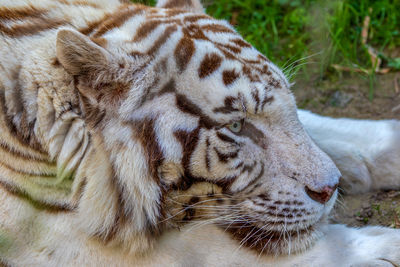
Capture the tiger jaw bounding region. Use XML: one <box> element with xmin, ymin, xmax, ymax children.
<box><xmin>165</xmin><ymin>185</ymin><xmax>337</xmax><ymax>255</ymax></box>
<box><xmin>223</xmin><ymin>191</ymin><xmax>338</xmax><ymax>255</ymax></box>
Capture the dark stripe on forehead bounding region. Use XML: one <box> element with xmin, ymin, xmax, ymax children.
<box><xmin>218</xmin><ymin>43</ymin><xmax>241</xmax><ymax>54</ymax></box>
<box><xmin>92</xmin><ymin>6</ymin><xmax>145</xmax><ymax>38</ymax></box>
<box><xmin>79</xmin><ymin>13</ymin><xmax>112</xmax><ymax>35</ymax></box>
<box><xmin>213</xmin><ymin>96</ymin><xmax>240</xmax><ymax>114</ymax></box>
<box><xmin>231</xmin><ymin>38</ymin><xmax>251</xmax><ymax>48</ymax></box>
<box><xmin>198</xmin><ymin>53</ymin><xmax>222</xmax><ymax>79</ymax></box>
<box><xmin>183</xmin><ymin>14</ymin><xmax>210</xmax><ymax>23</ymax></box>
<box><xmin>165</xmin><ymin>9</ymin><xmax>187</xmax><ymax>16</ymax></box>
<box><xmin>133</xmin><ymin>20</ymin><xmax>163</xmax><ymax>42</ymax></box>
<box><xmin>201</xmin><ymin>24</ymin><xmax>236</xmax><ymax>34</ymax></box>
<box><xmin>148</xmin><ymin>25</ymin><xmax>177</xmax><ymax>54</ymax></box>
<box><xmin>261</xmin><ymin>95</ymin><xmax>274</xmax><ymax>110</ymax></box>
<box><xmin>176</xmin><ymin>94</ymin><xmax>220</xmax><ymax>129</ymax></box>
<box><xmin>251</xmin><ymin>87</ymin><xmax>260</xmax><ymax>114</ymax></box>
<box><xmin>174</xmin><ymin>36</ymin><xmax>195</xmax><ymax>72</ymax></box>
<box><xmin>222</xmin><ymin>69</ymin><xmax>239</xmax><ymax>86</ymax></box>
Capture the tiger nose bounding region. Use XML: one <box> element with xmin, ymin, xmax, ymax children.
<box><xmin>305</xmin><ymin>184</ymin><xmax>338</xmax><ymax>204</ymax></box>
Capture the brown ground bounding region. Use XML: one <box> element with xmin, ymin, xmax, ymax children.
<box><xmin>292</xmin><ymin>70</ymin><xmax>400</xmax><ymax>228</ymax></box>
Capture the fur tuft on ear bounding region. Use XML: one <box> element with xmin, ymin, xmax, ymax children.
<box><xmin>56</xmin><ymin>29</ymin><xmax>113</xmax><ymax>77</ymax></box>
<box><xmin>156</xmin><ymin>0</ymin><xmax>205</xmax><ymax>14</ymax></box>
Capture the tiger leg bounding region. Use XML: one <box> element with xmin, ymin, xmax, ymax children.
<box><xmin>297</xmin><ymin>109</ymin><xmax>400</xmax><ymax>194</ymax></box>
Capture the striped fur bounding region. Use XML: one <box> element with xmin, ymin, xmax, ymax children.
<box><xmin>0</xmin><ymin>0</ymin><xmax>399</xmax><ymax>266</ymax></box>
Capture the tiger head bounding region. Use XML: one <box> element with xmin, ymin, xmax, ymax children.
<box><xmin>55</xmin><ymin>0</ymin><xmax>341</xmax><ymax>255</ymax></box>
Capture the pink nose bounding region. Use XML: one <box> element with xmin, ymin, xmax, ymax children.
<box><xmin>305</xmin><ymin>184</ymin><xmax>338</xmax><ymax>204</ymax></box>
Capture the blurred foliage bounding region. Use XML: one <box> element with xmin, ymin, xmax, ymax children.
<box><xmin>132</xmin><ymin>0</ymin><xmax>400</xmax><ymax>79</ymax></box>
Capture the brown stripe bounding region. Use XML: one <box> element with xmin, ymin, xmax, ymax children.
<box><xmin>133</xmin><ymin>19</ymin><xmax>163</xmax><ymax>42</ymax></box>
<box><xmin>162</xmin><ymin>0</ymin><xmax>194</xmax><ymax>9</ymax></box>
<box><xmin>261</xmin><ymin>64</ymin><xmax>272</xmax><ymax>75</ymax></box>
<box><xmin>79</xmin><ymin>13</ymin><xmax>112</xmax><ymax>35</ymax></box>
<box><xmin>0</xmin><ymin>5</ymin><xmax>46</xmax><ymax>21</ymax></box>
<box><xmin>222</xmin><ymin>69</ymin><xmax>239</xmax><ymax>86</ymax></box>
<box><xmin>0</xmin><ymin>142</ymin><xmax>49</xmax><ymax>163</ymax></box>
<box><xmin>198</xmin><ymin>53</ymin><xmax>222</xmax><ymax>79</ymax></box>
<box><xmin>240</xmin><ymin>161</ymin><xmax>256</xmax><ymax>175</ymax></box>
<box><xmin>138</xmin><ymin>76</ymin><xmax>161</xmax><ymax>106</ymax></box>
<box><xmin>94</xmin><ymin>166</ymin><xmax>130</xmax><ymax>243</ymax></box>
<box><xmin>213</xmin><ymin>96</ymin><xmax>240</xmax><ymax>114</ymax></box>
<box><xmin>267</xmin><ymin>77</ymin><xmax>282</xmax><ymax>89</ymax></box>
<box><xmin>174</xmin><ymin>36</ymin><xmax>195</xmax><ymax>72</ymax></box>
<box><xmin>175</xmin><ymin>94</ymin><xmax>220</xmax><ymax>129</ymax></box>
<box><xmin>260</xmin><ymin>95</ymin><xmax>274</xmax><ymax>110</ymax></box>
<box><xmin>173</xmin><ymin>127</ymin><xmax>200</xmax><ymax>190</ymax></box>
<box><xmin>216</xmin><ymin>132</ymin><xmax>237</xmax><ymax>145</ymax></box>
<box><xmin>219</xmin><ymin>43</ymin><xmax>241</xmax><ymax>54</ymax></box>
<box><xmin>235</xmin><ymin>162</ymin><xmax>264</xmax><ymax>194</ymax></box>
<box><xmin>233</xmin><ymin>121</ymin><xmax>267</xmax><ymax>149</ymax></box>
<box><xmin>130</xmin><ymin>119</ymin><xmax>164</xmax><ymax>183</ymax></box>
<box><xmin>251</xmin><ymin>88</ymin><xmax>260</xmax><ymax>114</ymax></box>
<box><xmin>93</xmin><ymin>6</ymin><xmax>146</xmax><ymax>38</ymax></box>
<box><xmin>205</xmin><ymin>137</ymin><xmax>211</xmax><ymax>172</ymax></box>
<box><xmin>0</xmin><ymin>88</ymin><xmax>44</xmax><ymax>153</ymax></box>
<box><xmin>0</xmin><ymin>17</ymin><xmax>66</xmax><ymax>37</ymax></box>
<box><xmin>133</xmin><ymin>19</ymin><xmax>181</xmax><ymax>42</ymax></box>
<box><xmin>231</xmin><ymin>38</ymin><xmax>251</xmax><ymax>48</ymax></box>
<box><xmin>213</xmin><ymin>147</ymin><xmax>238</xmax><ymax>163</ymax></box>
<box><xmin>148</xmin><ymin>25</ymin><xmax>178</xmax><ymax>55</ymax></box>
<box><xmin>165</xmin><ymin>9</ymin><xmax>187</xmax><ymax>16</ymax></box>
<box><xmin>201</xmin><ymin>24</ymin><xmax>236</xmax><ymax>34</ymax></box>
<box><xmin>0</xmin><ymin>180</ymin><xmax>72</xmax><ymax>212</ymax></box>
<box><xmin>183</xmin><ymin>14</ymin><xmax>210</xmax><ymax>23</ymax></box>
<box><xmin>0</xmin><ymin>161</ymin><xmax>55</xmax><ymax>178</ymax></box>
<box><xmin>69</xmin><ymin>0</ymin><xmax>100</xmax><ymax>8</ymax></box>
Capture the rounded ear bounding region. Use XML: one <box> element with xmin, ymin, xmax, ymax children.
<box><xmin>156</xmin><ymin>0</ymin><xmax>205</xmax><ymax>14</ymax></box>
<box><xmin>56</xmin><ymin>29</ymin><xmax>111</xmax><ymax>76</ymax></box>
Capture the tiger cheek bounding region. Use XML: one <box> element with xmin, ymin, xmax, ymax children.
<box><xmin>158</xmin><ymin>162</ymin><xmax>184</xmax><ymax>187</ymax></box>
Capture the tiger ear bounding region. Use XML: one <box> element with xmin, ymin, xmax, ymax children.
<box><xmin>156</xmin><ymin>0</ymin><xmax>205</xmax><ymax>14</ymax></box>
<box><xmin>56</xmin><ymin>29</ymin><xmax>112</xmax><ymax>77</ymax></box>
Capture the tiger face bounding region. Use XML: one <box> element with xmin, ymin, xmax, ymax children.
<box><xmin>55</xmin><ymin>0</ymin><xmax>341</xmax><ymax>255</ymax></box>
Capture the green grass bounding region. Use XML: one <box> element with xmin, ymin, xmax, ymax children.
<box><xmin>133</xmin><ymin>0</ymin><xmax>400</xmax><ymax>81</ymax></box>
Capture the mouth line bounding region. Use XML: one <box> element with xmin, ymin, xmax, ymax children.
<box><xmin>220</xmin><ymin>220</ymin><xmax>315</xmax><ymax>254</ymax></box>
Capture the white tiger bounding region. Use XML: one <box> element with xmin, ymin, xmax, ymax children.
<box><xmin>0</xmin><ymin>0</ymin><xmax>399</xmax><ymax>266</ymax></box>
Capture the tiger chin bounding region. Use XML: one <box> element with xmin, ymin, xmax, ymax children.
<box><xmin>1</xmin><ymin>0</ymin><xmax>400</xmax><ymax>266</ymax></box>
